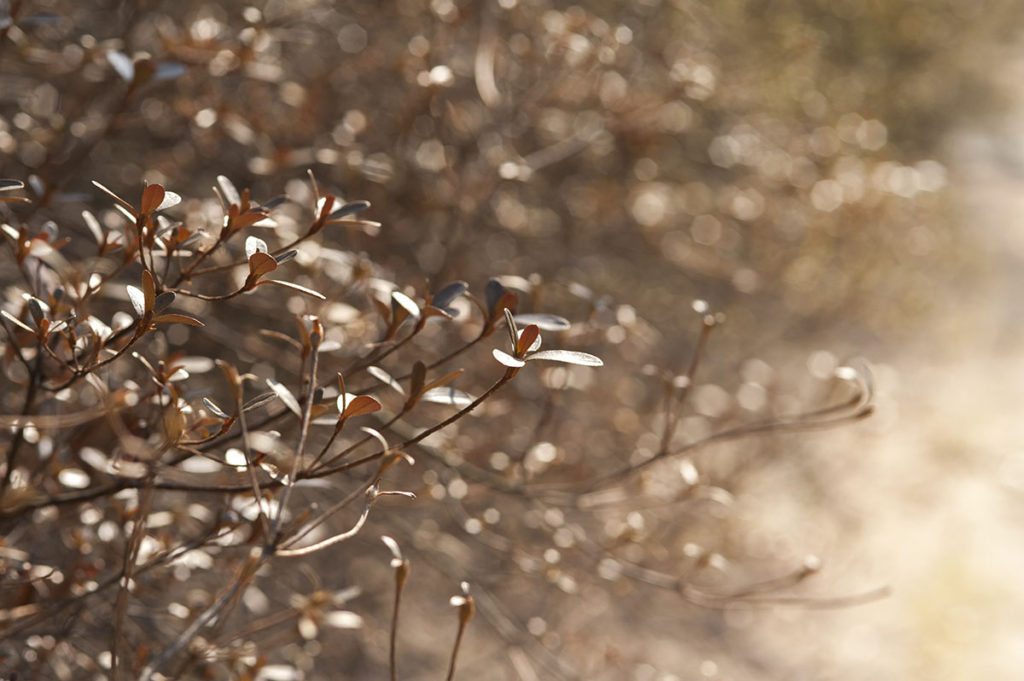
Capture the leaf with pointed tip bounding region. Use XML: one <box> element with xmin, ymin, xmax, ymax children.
<box><xmin>260</xmin><ymin>280</ymin><xmax>326</xmax><ymax>300</ymax></box>
<box><xmin>421</xmin><ymin>387</ymin><xmax>475</xmax><ymax>408</ymax></box>
<box><xmin>92</xmin><ymin>180</ymin><xmax>136</xmax><ymax>216</ymax></box>
<box><xmin>422</xmin><ymin>368</ymin><xmax>464</xmax><ymax>394</ymax></box>
<box><xmin>267</xmin><ymin>378</ymin><xmax>301</xmax><ymax>417</ymax></box>
<box><xmin>503</xmin><ymin>308</ymin><xmax>518</xmax><ymax>351</ymax></box>
<box><xmin>242</xmin><ymin>391</ymin><xmax>277</xmax><ymax>413</ymax></box>
<box><xmin>367</xmin><ymin>366</ymin><xmax>405</xmax><ymax>395</ymax></box>
<box><xmin>1</xmin><ymin>309</ymin><xmax>34</xmax><ymax>333</ymax></box>
<box><xmin>275</xmin><ymin>249</ymin><xmax>298</xmax><ymax>264</ymax></box>
<box><xmin>341</xmin><ymin>394</ymin><xmax>382</xmax><ymax>419</ymax></box>
<box><xmin>514</xmin><ymin>313</ymin><xmax>570</xmax><ymax>331</ymax></box>
<box><xmin>107</xmin><ymin>50</ymin><xmax>134</xmax><ymax>81</ymax></box>
<box><xmin>126</xmin><ymin>285</ymin><xmax>145</xmax><ymax>316</ymax></box>
<box><xmin>492</xmin><ymin>348</ymin><xmax>525</xmax><ymax>368</ymax></box>
<box><xmin>140</xmin><ymin>184</ymin><xmax>165</xmax><ymax>215</ymax></box>
<box><xmin>217</xmin><ymin>175</ymin><xmax>241</xmax><ymax>207</ymax></box>
<box><xmin>329</xmin><ymin>200</ymin><xmax>371</xmax><ymax>220</ymax></box>
<box><xmin>391</xmin><ymin>291</ymin><xmax>420</xmax><ymax>321</ymax></box>
<box><xmin>152</xmin><ymin>313</ymin><xmax>204</xmax><ymax>327</ymax></box>
<box><xmin>245</xmin><ymin>235</ymin><xmax>268</xmax><ymax>258</ymax></box>
<box><xmin>203</xmin><ymin>397</ymin><xmax>230</xmax><ymax>419</ymax></box>
<box><xmin>248</xmin><ymin>251</ymin><xmax>278</xmax><ymax>277</ymax></box>
<box><xmin>0</xmin><ymin>195</ymin><xmax>30</xmax><ymax>204</ymax></box>
<box><xmin>0</xmin><ymin>180</ymin><xmax>25</xmax><ymax>192</ymax></box>
<box><xmin>526</xmin><ymin>349</ymin><xmax>604</xmax><ymax>366</ymax></box>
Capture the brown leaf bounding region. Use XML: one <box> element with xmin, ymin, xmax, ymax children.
<box><xmin>248</xmin><ymin>251</ymin><xmax>278</xmax><ymax>278</ymax></box>
<box><xmin>152</xmin><ymin>313</ymin><xmax>205</xmax><ymax>327</ymax></box>
<box><xmin>140</xmin><ymin>184</ymin><xmax>165</xmax><ymax>215</ymax></box>
<box><xmin>341</xmin><ymin>395</ymin><xmax>382</xmax><ymax>419</ymax></box>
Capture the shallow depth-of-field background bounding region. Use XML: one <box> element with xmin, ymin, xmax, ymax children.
<box><xmin>3</xmin><ymin>1</ymin><xmax>1024</xmax><ymax>679</ymax></box>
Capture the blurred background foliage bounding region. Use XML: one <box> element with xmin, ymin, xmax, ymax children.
<box><xmin>2</xmin><ymin>0</ymin><xmax>1023</xmax><ymax>679</ymax></box>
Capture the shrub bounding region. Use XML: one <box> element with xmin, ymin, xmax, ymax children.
<box><xmin>2</xmin><ymin>0</ymin><xmax>1012</xmax><ymax>678</ymax></box>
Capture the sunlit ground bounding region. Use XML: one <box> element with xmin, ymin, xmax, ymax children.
<box><xmin>739</xmin><ymin>44</ymin><xmax>1024</xmax><ymax>681</ymax></box>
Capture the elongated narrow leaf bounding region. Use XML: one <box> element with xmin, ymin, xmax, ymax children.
<box><xmin>243</xmin><ymin>391</ymin><xmax>277</xmax><ymax>413</ymax></box>
<box><xmin>503</xmin><ymin>308</ymin><xmax>518</xmax><ymax>350</ymax></box>
<box><xmin>492</xmin><ymin>348</ymin><xmax>525</xmax><ymax>368</ymax></box>
<box><xmin>152</xmin><ymin>313</ymin><xmax>205</xmax><ymax>327</ymax></box>
<box><xmin>391</xmin><ymin>290</ymin><xmax>420</xmax><ymax>320</ymax></box>
<box><xmin>267</xmin><ymin>378</ymin><xmax>302</xmax><ymax>417</ymax></box>
<box><xmin>275</xmin><ymin>249</ymin><xmax>298</xmax><ymax>264</ymax></box>
<box><xmin>408</xmin><ymin>360</ymin><xmax>427</xmax><ymax>398</ymax></box>
<box><xmin>514</xmin><ymin>313</ymin><xmax>571</xmax><ymax>331</ymax></box>
<box><xmin>367</xmin><ymin>366</ymin><xmax>405</xmax><ymax>395</ymax></box>
<box><xmin>217</xmin><ymin>175</ymin><xmax>241</xmax><ymax>206</ymax></box>
<box><xmin>107</xmin><ymin>50</ymin><xmax>134</xmax><ymax>81</ymax></box>
<box><xmin>422</xmin><ymin>368</ymin><xmax>464</xmax><ymax>393</ymax></box>
<box><xmin>92</xmin><ymin>180</ymin><xmax>136</xmax><ymax>216</ymax></box>
<box><xmin>82</xmin><ymin>210</ymin><xmax>104</xmax><ymax>244</ymax></box>
<box><xmin>329</xmin><ymin>200</ymin><xmax>371</xmax><ymax>220</ymax></box>
<box><xmin>260</xmin><ymin>279</ymin><xmax>326</xmax><ymax>300</ymax></box>
<box><xmin>1</xmin><ymin>309</ymin><xmax>34</xmax><ymax>333</ymax></box>
<box><xmin>421</xmin><ymin>387</ymin><xmax>475</xmax><ymax>408</ymax></box>
<box><xmin>203</xmin><ymin>397</ymin><xmax>230</xmax><ymax>419</ymax></box>
<box><xmin>526</xmin><ymin>349</ymin><xmax>604</xmax><ymax>367</ymax></box>
<box><xmin>126</xmin><ymin>285</ymin><xmax>145</xmax><ymax>316</ymax></box>
<box><xmin>0</xmin><ymin>180</ymin><xmax>25</xmax><ymax>192</ymax></box>
<box><xmin>154</xmin><ymin>61</ymin><xmax>187</xmax><ymax>82</ymax></box>
<box><xmin>141</xmin><ymin>269</ymin><xmax>156</xmax><ymax>313</ymax></box>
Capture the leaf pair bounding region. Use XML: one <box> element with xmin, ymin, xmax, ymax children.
<box><xmin>0</xmin><ymin>179</ymin><xmax>30</xmax><ymax>204</ymax></box>
<box><xmin>126</xmin><ymin>270</ymin><xmax>204</xmax><ymax>331</ymax></box>
<box><xmin>243</xmin><ymin>236</ymin><xmax>325</xmax><ymax>300</ymax></box>
<box><xmin>492</xmin><ymin>308</ymin><xmax>603</xmax><ymax>369</ymax></box>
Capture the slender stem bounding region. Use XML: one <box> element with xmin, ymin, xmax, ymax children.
<box><xmin>659</xmin><ymin>318</ymin><xmax>713</xmax><ymax>455</ymax></box>
<box><xmin>445</xmin><ymin>619</ymin><xmax>468</xmax><ymax>681</ymax></box>
<box><xmin>272</xmin><ymin>338</ymin><xmax>320</xmax><ymax>542</ymax></box>
<box><xmin>235</xmin><ymin>385</ymin><xmax>271</xmax><ymax>542</ymax></box>
<box><xmin>1</xmin><ymin>355</ymin><xmax>41</xmax><ymax>495</ymax></box>
<box><xmin>137</xmin><ymin>550</ymin><xmax>262</xmax><ymax>681</ymax></box>
<box><xmin>110</xmin><ymin>480</ymin><xmax>155</xmax><ymax>680</ymax></box>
